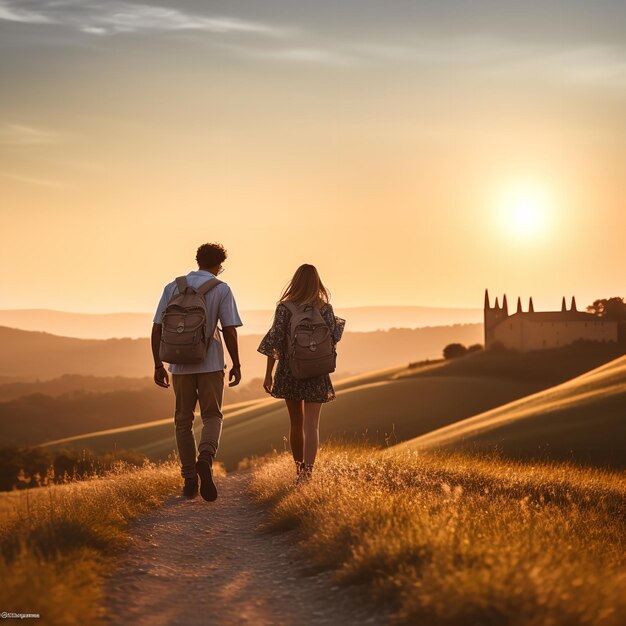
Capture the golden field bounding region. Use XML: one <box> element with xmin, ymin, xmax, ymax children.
<box><xmin>0</xmin><ymin>461</ymin><xmax>185</xmax><ymax>625</ymax></box>
<box><xmin>250</xmin><ymin>444</ymin><xmax>626</xmax><ymax>626</ymax></box>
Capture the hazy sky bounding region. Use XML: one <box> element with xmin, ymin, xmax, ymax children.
<box><xmin>1</xmin><ymin>0</ymin><xmax>625</xmax><ymax>314</ymax></box>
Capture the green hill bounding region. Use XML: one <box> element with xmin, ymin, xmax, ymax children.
<box><xmin>41</xmin><ymin>363</ymin><xmax>543</xmax><ymax>470</ymax></box>
<box><xmin>0</xmin><ymin>375</ymin><xmax>267</xmax><ymax>446</ymax></box>
<box><xmin>394</xmin><ymin>340</ymin><xmax>625</xmax><ymax>384</ymax></box>
<box><xmin>395</xmin><ymin>354</ymin><xmax>626</xmax><ymax>468</ymax></box>
<box><xmin>39</xmin><ymin>346</ymin><xmax>624</xmax><ymax>471</ymax></box>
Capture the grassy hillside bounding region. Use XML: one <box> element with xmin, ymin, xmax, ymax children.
<box><xmin>0</xmin><ymin>375</ymin><xmax>267</xmax><ymax>446</ymax></box>
<box><xmin>397</xmin><ymin>354</ymin><xmax>626</xmax><ymax>468</ymax></box>
<box><xmin>395</xmin><ymin>340</ymin><xmax>626</xmax><ymax>384</ymax></box>
<box><xmin>250</xmin><ymin>445</ymin><xmax>626</xmax><ymax>626</ymax></box>
<box><xmin>38</xmin><ymin>344</ymin><xmax>625</xmax><ymax>471</ymax></box>
<box><xmin>0</xmin><ymin>373</ymin><xmax>266</xmax><ymax>403</ymax></box>
<box><xmin>42</xmin><ymin>362</ymin><xmax>545</xmax><ymax>470</ymax></box>
<box><xmin>0</xmin><ymin>461</ymin><xmax>184</xmax><ymax>626</ymax></box>
<box><xmin>0</xmin><ymin>374</ymin><xmax>155</xmax><ymax>401</ymax></box>
<box><xmin>0</xmin><ymin>388</ymin><xmax>173</xmax><ymax>447</ymax></box>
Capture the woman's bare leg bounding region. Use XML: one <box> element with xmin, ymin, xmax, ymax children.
<box><xmin>285</xmin><ymin>399</ymin><xmax>304</xmax><ymax>463</ymax></box>
<box><xmin>303</xmin><ymin>401</ymin><xmax>323</xmax><ymax>465</ymax></box>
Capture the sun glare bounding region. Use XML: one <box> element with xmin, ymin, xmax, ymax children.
<box><xmin>496</xmin><ymin>182</ymin><xmax>553</xmax><ymax>240</ymax></box>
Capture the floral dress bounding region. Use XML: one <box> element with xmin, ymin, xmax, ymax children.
<box><xmin>257</xmin><ymin>302</ymin><xmax>346</xmax><ymax>403</ymax></box>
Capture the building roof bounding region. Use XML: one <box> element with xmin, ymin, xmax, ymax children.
<box><xmin>495</xmin><ymin>310</ymin><xmax>609</xmax><ymax>325</ymax></box>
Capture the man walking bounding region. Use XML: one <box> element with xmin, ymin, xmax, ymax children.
<box><xmin>151</xmin><ymin>242</ymin><xmax>242</xmax><ymax>501</ymax></box>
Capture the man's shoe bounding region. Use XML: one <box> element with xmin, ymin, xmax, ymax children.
<box><xmin>196</xmin><ymin>458</ymin><xmax>218</xmax><ymax>502</ymax></box>
<box><xmin>182</xmin><ymin>477</ymin><xmax>198</xmax><ymax>498</ymax></box>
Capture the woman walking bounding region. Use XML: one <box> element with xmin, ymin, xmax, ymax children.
<box><xmin>257</xmin><ymin>264</ymin><xmax>345</xmax><ymax>483</ymax></box>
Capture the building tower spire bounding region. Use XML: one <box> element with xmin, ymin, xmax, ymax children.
<box><xmin>528</xmin><ymin>297</ymin><xmax>535</xmax><ymax>313</ymax></box>
<box><xmin>561</xmin><ymin>296</ymin><xmax>567</xmax><ymax>312</ymax></box>
<box><xmin>570</xmin><ymin>296</ymin><xmax>577</xmax><ymax>312</ymax></box>
<box><xmin>484</xmin><ymin>288</ymin><xmax>509</xmax><ymax>350</ymax></box>
<box><xmin>516</xmin><ymin>296</ymin><xmax>523</xmax><ymax>313</ymax></box>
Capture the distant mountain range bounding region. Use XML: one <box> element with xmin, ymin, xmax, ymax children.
<box><xmin>0</xmin><ymin>323</ymin><xmax>483</xmax><ymax>382</ymax></box>
<box><xmin>0</xmin><ymin>306</ymin><xmax>483</xmax><ymax>339</ymax></box>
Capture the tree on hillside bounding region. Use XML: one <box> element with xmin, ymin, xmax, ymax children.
<box><xmin>586</xmin><ymin>297</ymin><xmax>626</xmax><ymax>321</ymax></box>
<box><xmin>443</xmin><ymin>343</ymin><xmax>468</xmax><ymax>359</ymax></box>
<box><xmin>0</xmin><ymin>446</ymin><xmax>148</xmax><ymax>492</ymax></box>
<box><xmin>0</xmin><ymin>446</ymin><xmax>52</xmax><ymax>491</ymax></box>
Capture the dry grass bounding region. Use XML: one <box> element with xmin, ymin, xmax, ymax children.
<box><xmin>249</xmin><ymin>444</ymin><xmax>626</xmax><ymax>626</ymax></box>
<box><xmin>0</xmin><ymin>460</ymin><xmax>182</xmax><ymax>625</ymax></box>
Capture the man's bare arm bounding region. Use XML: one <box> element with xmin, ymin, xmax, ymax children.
<box><xmin>222</xmin><ymin>325</ymin><xmax>241</xmax><ymax>387</ymax></box>
<box><xmin>151</xmin><ymin>323</ymin><xmax>170</xmax><ymax>388</ymax></box>
<box><xmin>151</xmin><ymin>323</ymin><xmax>163</xmax><ymax>367</ymax></box>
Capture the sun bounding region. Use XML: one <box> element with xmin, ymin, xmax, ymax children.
<box><xmin>495</xmin><ymin>182</ymin><xmax>552</xmax><ymax>240</ymax></box>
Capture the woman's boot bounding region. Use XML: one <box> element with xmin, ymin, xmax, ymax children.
<box><xmin>294</xmin><ymin>460</ymin><xmax>305</xmax><ymax>484</ymax></box>
<box><xmin>300</xmin><ymin>463</ymin><xmax>314</xmax><ymax>483</ymax></box>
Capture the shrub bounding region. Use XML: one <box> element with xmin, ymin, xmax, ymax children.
<box><xmin>443</xmin><ymin>343</ymin><xmax>468</xmax><ymax>359</ymax></box>
<box><xmin>0</xmin><ymin>446</ymin><xmax>148</xmax><ymax>492</ymax></box>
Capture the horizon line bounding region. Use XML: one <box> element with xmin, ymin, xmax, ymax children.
<box><xmin>0</xmin><ymin>304</ymin><xmax>485</xmax><ymax>315</ymax></box>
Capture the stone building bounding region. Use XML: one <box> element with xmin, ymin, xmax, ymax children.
<box><xmin>484</xmin><ymin>289</ymin><xmax>618</xmax><ymax>351</ymax></box>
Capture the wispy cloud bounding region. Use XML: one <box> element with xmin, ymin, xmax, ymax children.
<box><xmin>344</xmin><ymin>37</ymin><xmax>626</xmax><ymax>87</ymax></box>
<box><xmin>0</xmin><ymin>3</ymin><xmax>54</xmax><ymax>23</ymax></box>
<box><xmin>528</xmin><ymin>44</ymin><xmax>626</xmax><ymax>87</ymax></box>
<box><xmin>212</xmin><ymin>35</ymin><xmax>626</xmax><ymax>80</ymax></box>
<box><xmin>270</xmin><ymin>48</ymin><xmax>353</xmax><ymax>66</ymax></box>
<box><xmin>0</xmin><ymin>171</ymin><xmax>70</xmax><ymax>188</ymax></box>
<box><xmin>0</xmin><ymin>1</ymin><xmax>290</xmax><ymax>37</ymax></box>
<box><xmin>0</xmin><ymin>123</ymin><xmax>65</xmax><ymax>145</ymax></box>
<box><xmin>2</xmin><ymin>3</ymin><xmax>624</xmax><ymax>85</ymax></box>
<box><xmin>220</xmin><ymin>44</ymin><xmax>354</xmax><ymax>67</ymax></box>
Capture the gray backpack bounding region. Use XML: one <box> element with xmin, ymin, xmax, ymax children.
<box><xmin>158</xmin><ymin>276</ymin><xmax>222</xmax><ymax>365</ymax></box>
<box><xmin>282</xmin><ymin>301</ymin><xmax>336</xmax><ymax>379</ymax></box>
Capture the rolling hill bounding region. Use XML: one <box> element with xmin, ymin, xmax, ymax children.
<box><xmin>393</xmin><ymin>340</ymin><xmax>626</xmax><ymax>385</ymax></box>
<box><xmin>395</xmin><ymin>354</ymin><xmax>626</xmax><ymax>468</ymax></box>
<box><xmin>0</xmin><ymin>374</ymin><xmax>270</xmax><ymax>446</ymax></box>
<box><xmin>40</xmin><ymin>362</ymin><xmax>545</xmax><ymax>470</ymax></box>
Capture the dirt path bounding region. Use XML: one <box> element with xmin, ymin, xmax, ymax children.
<box><xmin>104</xmin><ymin>471</ymin><xmax>390</xmax><ymax>626</ymax></box>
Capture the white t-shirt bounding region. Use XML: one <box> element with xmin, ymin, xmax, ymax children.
<box><xmin>153</xmin><ymin>269</ymin><xmax>243</xmax><ymax>374</ymax></box>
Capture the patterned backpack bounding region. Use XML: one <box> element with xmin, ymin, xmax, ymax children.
<box><xmin>282</xmin><ymin>301</ymin><xmax>336</xmax><ymax>379</ymax></box>
<box><xmin>159</xmin><ymin>276</ymin><xmax>222</xmax><ymax>364</ymax></box>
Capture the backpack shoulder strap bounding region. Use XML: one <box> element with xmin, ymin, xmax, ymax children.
<box><xmin>282</xmin><ymin>301</ymin><xmax>298</xmax><ymax>315</ymax></box>
<box><xmin>197</xmin><ymin>277</ymin><xmax>223</xmax><ymax>295</ymax></box>
<box><xmin>175</xmin><ymin>276</ymin><xmax>187</xmax><ymax>295</ymax></box>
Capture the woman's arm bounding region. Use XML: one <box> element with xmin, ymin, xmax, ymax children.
<box><xmin>322</xmin><ymin>303</ymin><xmax>346</xmax><ymax>344</ymax></box>
<box><xmin>258</xmin><ymin>303</ymin><xmax>288</xmax><ymax>394</ymax></box>
<box><xmin>263</xmin><ymin>355</ymin><xmax>276</xmax><ymax>393</ymax></box>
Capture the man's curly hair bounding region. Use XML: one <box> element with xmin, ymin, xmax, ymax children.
<box><xmin>196</xmin><ymin>242</ymin><xmax>227</xmax><ymax>269</ymax></box>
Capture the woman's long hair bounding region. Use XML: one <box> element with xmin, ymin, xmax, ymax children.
<box><xmin>279</xmin><ymin>264</ymin><xmax>330</xmax><ymax>308</ymax></box>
